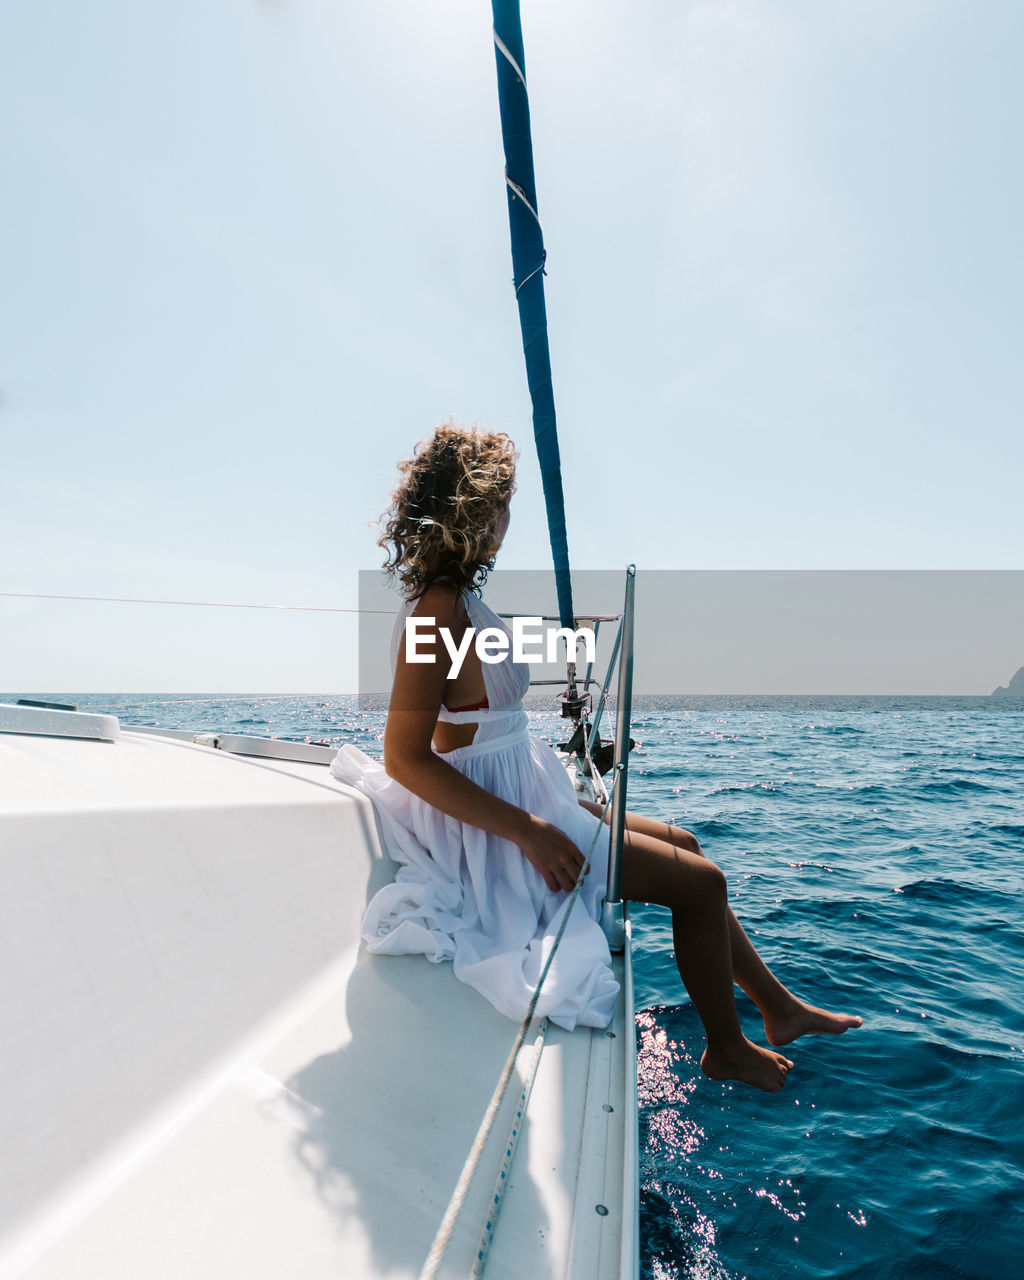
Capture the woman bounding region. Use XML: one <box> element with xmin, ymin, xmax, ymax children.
<box><xmin>330</xmin><ymin>422</ymin><xmax>861</xmax><ymax>1092</ymax></box>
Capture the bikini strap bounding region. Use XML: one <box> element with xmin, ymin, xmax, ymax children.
<box><xmin>439</xmin><ymin>700</ymin><xmax>524</xmax><ymax>725</ymax></box>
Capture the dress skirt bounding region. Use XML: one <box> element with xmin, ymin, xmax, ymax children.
<box><xmin>330</xmin><ymin>722</ymin><xmax>619</xmax><ymax>1031</ymax></box>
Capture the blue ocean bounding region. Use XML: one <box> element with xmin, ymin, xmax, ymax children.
<box><xmin>18</xmin><ymin>692</ymin><xmax>1023</xmax><ymax>1279</ymax></box>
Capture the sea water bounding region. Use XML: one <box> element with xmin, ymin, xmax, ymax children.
<box><xmin>12</xmin><ymin>691</ymin><xmax>1023</xmax><ymax>1279</ymax></box>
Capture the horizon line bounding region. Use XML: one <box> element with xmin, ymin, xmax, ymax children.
<box><xmin>2</xmin><ymin>690</ymin><xmax>1018</xmax><ymax>701</ymax></box>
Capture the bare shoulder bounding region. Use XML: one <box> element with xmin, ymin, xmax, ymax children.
<box><xmin>410</xmin><ymin>581</ymin><xmax>469</xmax><ymax>625</ymax></box>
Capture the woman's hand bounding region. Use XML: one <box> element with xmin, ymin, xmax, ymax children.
<box><xmin>516</xmin><ymin>814</ymin><xmax>587</xmax><ymax>893</ymax></box>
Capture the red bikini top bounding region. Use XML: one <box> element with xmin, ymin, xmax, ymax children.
<box><xmin>446</xmin><ymin>695</ymin><xmax>489</xmax><ymax>712</ymax></box>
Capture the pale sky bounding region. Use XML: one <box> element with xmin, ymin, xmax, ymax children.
<box><xmin>2</xmin><ymin>1</ymin><xmax>1022</xmax><ymax>692</ymax></box>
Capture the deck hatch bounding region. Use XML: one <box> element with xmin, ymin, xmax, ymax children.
<box><xmin>0</xmin><ymin>702</ymin><xmax>120</xmax><ymax>742</ymax></box>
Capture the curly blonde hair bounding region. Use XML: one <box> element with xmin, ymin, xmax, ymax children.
<box><xmin>380</xmin><ymin>421</ymin><xmax>518</xmax><ymax>599</ymax></box>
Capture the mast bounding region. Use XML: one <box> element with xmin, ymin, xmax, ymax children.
<box><xmin>490</xmin><ymin>0</ymin><xmax>574</xmax><ymax>634</ymax></box>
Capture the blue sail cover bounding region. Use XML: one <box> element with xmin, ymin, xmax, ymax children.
<box><xmin>490</xmin><ymin>0</ymin><xmax>574</xmax><ymax>631</ymax></box>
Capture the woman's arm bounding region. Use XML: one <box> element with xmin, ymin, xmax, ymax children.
<box><xmin>384</xmin><ymin>585</ymin><xmax>585</xmax><ymax>892</ymax></box>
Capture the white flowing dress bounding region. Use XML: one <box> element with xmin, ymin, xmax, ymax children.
<box><xmin>329</xmin><ymin>589</ymin><xmax>619</xmax><ymax>1031</ymax></box>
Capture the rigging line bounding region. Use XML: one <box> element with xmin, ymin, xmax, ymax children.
<box><xmin>582</xmin><ymin>721</ymin><xmax>609</xmax><ymax>807</ymax></box>
<box><xmin>504</xmin><ymin>176</ymin><xmax>541</xmax><ymax>227</ymax></box>
<box><xmin>492</xmin><ymin>29</ymin><xmax>526</xmax><ymax>86</ymax></box>
<box><xmin>514</xmin><ymin>260</ymin><xmax>545</xmax><ymax>297</ymax></box>
<box><xmin>417</xmin><ymin>769</ymin><xmax>621</xmax><ymax>1280</ymax></box>
<box><xmin>0</xmin><ymin>592</ymin><xmax>393</xmax><ymax>615</ymax></box>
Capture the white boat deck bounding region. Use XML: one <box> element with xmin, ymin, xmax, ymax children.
<box><xmin>0</xmin><ymin>715</ymin><xmax>637</xmax><ymax>1279</ymax></box>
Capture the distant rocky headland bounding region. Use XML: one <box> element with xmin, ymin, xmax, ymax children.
<box><xmin>991</xmin><ymin>666</ymin><xmax>1024</xmax><ymax>698</ymax></box>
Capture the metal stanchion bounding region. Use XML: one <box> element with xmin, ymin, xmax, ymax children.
<box><xmin>601</xmin><ymin>565</ymin><xmax>636</xmax><ymax>953</ymax></box>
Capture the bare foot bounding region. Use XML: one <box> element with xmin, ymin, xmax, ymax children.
<box><xmin>701</xmin><ymin>1038</ymin><xmax>794</xmax><ymax>1093</ymax></box>
<box><xmin>765</xmin><ymin>999</ymin><xmax>863</xmax><ymax>1047</ymax></box>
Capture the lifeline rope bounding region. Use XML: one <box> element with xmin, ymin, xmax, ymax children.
<box><xmin>417</xmin><ymin>769</ymin><xmax>620</xmax><ymax>1280</ymax></box>
<box><xmin>469</xmin><ymin>1018</ymin><xmax>548</xmax><ymax>1279</ymax></box>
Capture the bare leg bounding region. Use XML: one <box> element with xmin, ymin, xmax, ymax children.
<box><xmin>580</xmin><ymin>801</ymin><xmax>863</xmax><ymax>1047</ymax></box>
<box><xmin>606</xmin><ymin>819</ymin><xmax>794</xmax><ymax>1091</ymax></box>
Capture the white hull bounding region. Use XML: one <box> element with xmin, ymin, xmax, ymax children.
<box><xmin>0</xmin><ymin>710</ymin><xmax>637</xmax><ymax>1279</ymax></box>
